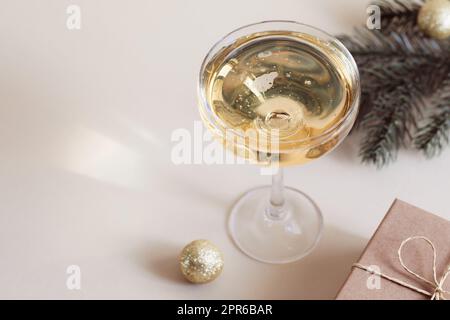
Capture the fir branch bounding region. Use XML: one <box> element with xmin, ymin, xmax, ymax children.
<box><xmin>337</xmin><ymin>0</ymin><xmax>450</xmax><ymax>166</ymax></box>
<box><xmin>357</xmin><ymin>56</ymin><xmax>447</xmax><ymax>165</ymax></box>
<box><xmin>354</xmin><ymin>54</ymin><xmax>447</xmax><ymax>127</ymax></box>
<box><xmin>416</xmin><ymin>58</ymin><xmax>450</xmax><ymax>95</ymax></box>
<box><xmin>339</xmin><ymin>29</ymin><xmax>448</xmax><ymax>59</ymax></box>
<box><xmin>354</xmin><ymin>56</ymin><xmax>423</xmax><ymax>129</ymax></box>
<box><xmin>414</xmin><ymin>85</ymin><xmax>450</xmax><ymax>157</ymax></box>
<box><xmin>360</xmin><ymin>82</ymin><xmax>423</xmax><ymax>166</ymax></box>
<box><xmin>372</xmin><ymin>0</ymin><xmax>424</xmax><ymax>34</ymax></box>
<box><xmin>340</xmin><ymin>28</ymin><xmax>450</xmax><ymax>165</ymax></box>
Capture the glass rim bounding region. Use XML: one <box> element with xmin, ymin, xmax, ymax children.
<box><xmin>198</xmin><ymin>20</ymin><xmax>361</xmax><ymax>145</ymax></box>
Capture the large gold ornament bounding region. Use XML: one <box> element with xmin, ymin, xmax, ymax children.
<box><xmin>418</xmin><ymin>0</ymin><xmax>450</xmax><ymax>39</ymax></box>
<box><xmin>179</xmin><ymin>240</ymin><xmax>224</xmax><ymax>283</ymax></box>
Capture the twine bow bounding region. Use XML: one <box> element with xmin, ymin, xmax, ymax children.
<box><xmin>353</xmin><ymin>236</ymin><xmax>450</xmax><ymax>300</ymax></box>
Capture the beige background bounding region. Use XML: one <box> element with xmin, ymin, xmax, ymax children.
<box><xmin>0</xmin><ymin>0</ymin><xmax>448</xmax><ymax>299</ymax></box>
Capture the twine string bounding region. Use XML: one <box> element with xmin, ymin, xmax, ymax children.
<box><xmin>353</xmin><ymin>236</ymin><xmax>450</xmax><ymax>300</ymax></box>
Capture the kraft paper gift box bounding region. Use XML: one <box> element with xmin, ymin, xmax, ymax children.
<box><xmin>336</xmin><ymin>199</ymin><xmax>450</xmax><ymax>300</ymax></box>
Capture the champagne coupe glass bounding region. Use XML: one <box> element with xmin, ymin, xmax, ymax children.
<box><xmin>198</xmin><ymin>21</ymin><xmax>360</xmax><ymax>264</ymax></box>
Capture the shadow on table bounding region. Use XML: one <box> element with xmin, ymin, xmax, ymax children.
<box><xmin>253</xmin><ymin>225</ymin><xmax>367</xmax><ymax>299</ymax></box>
<box><xmin>134</xmin><ymin>225</ymin><xmax>367</xmax><ymax>299</ymax></box>
<box><xmin>134</xmin><ymin>241</ymin><xmax>189</xmax><ymax>285</ymax></box>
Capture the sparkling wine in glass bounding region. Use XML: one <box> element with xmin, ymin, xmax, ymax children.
<box><xmin>198</xmin><ymin>21</ymin><xmax>360</xmax><ymax>263</ymax></box>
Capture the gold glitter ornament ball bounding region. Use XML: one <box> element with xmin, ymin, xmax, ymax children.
<box><xmin>418</xmin><ymin>0</ymin><xmax>450</xmax><ymax>39</ymax></box>
<box><xmin>179</xmin><ymin>240</ymin><xmax>224</xmax><ymax>283</ymax></box>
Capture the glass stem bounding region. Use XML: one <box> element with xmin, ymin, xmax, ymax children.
<box><xmin>267</xmin><ymin>168</ymin><xmax>286</xmax><ymax>220</ymax></box>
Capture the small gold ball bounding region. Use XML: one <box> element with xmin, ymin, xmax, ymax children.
<box><xmin>418</xmin><ymin>0</ymin><xmax>450</xmax><ymax>39</ymax></box>
<box><xmin>179</xmin><ymin>240</ymin><xmax>224</xmax><ymax>284</ymax></box>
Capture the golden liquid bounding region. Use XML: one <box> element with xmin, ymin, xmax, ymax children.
<box><xmin>201</xmin><ymin>31</ymin><xmax>354</xmax><ymax>166</ymax></box>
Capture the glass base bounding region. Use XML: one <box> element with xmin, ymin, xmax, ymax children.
<box><xmin>228</xmin><ymin>186</ymin><xmax>323</xmax><ymax>264</ymax></box>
